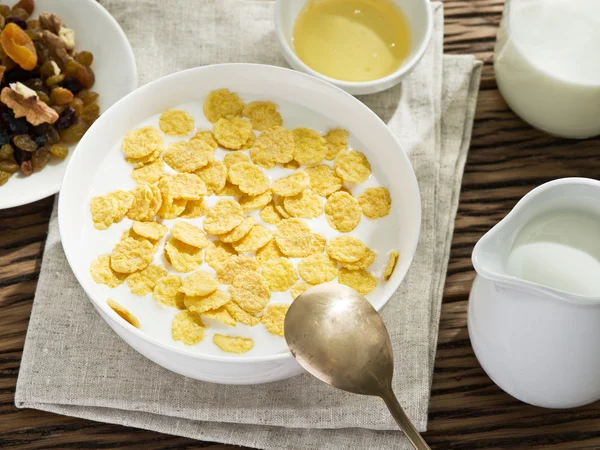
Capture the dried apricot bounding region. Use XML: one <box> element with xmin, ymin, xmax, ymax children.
<box><xmin>1</xmin><ymin>23</ymin><xmax>37</xmax><ymax>70</ymax></box>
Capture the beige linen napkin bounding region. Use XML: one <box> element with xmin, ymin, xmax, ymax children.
<box><xmin>15</xmin><ymin>1</ymin><xmax>481</xmax><ymax>449</ymax></box>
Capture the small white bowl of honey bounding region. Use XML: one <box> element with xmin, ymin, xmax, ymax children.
<box><xmin>275</xmin><ymin>0</ymin><xmax>433</xmax><ymax>95</ymax></box>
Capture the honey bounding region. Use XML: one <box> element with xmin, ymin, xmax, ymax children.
<box><xmin>293</xmin><ymin>0</ymin><xmax>411</xmax><ymax>82</ymax></box>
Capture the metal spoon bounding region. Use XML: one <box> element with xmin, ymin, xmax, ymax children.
<box><xmin>284</xmin><ymin>284</ymin><xmax>430</xmax><ymax>450</ymax></box>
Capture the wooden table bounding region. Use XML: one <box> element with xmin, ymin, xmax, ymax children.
<box><xmin>2</xmin><ymin>1</ymin><xmax>600</xmax><ymax>448</ymax></box>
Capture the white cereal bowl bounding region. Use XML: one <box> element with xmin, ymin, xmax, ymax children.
<box><xmin>0</xmin><ymin>0</ymin><xmax>137</xmax><ymax>210</ymax></box>
<box><xmin>275</xmin><ymin>0</ymin><xmax>433</xmax><ymax>95</ymax></box>
<box><xmin>59</xmin><ymin>63</ymin><xmax>421</xmax><ymax>385</ymax></box>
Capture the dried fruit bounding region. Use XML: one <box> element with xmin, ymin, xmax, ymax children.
<box><xmin>12</xmin><ymin>0</ymin><xmax>34</xmax><ymax>16</ymax></box>
<box><xmin>75</xmin><ymin>50</ymin><xmax>94</xmax><ymax>67</ymax></box>
<box><xmin>54</xmin><ymin>106</ymin><xmax>76</xmax><ymax>130</ymax></box>
<box><xmin>12</xmin><ymin>133</ymin><xmax>36</xmax><ymax>151</ymax></box>
<box><xmin>0</xmin><ymin>160</ymin><xmax>18</xmax><ymax>173</ymax></box>
<box><xmin>0</xmin><ymin>143</ymin><xmax>14</xmax><ymax>160</ymax></box>
<box><xmin>81</xmin><ymin>102</ymin><xmax>99</xmax><ymax>123</ymax></box>
<box><xmin>77</xmin><ymin>89</ymin><xmax>99</xmax><ymax>105</ymax></box>
<box><xmin>31</xmin><ymin>145</ymin><xmax>50</xmax><ymax>171</ymax></box>
<box><xmin>1</xmin><ymin>23</ymin><xmax>37</xmax><ymax>70</ymax></box>
<box><xmin>64</xmin><ymin>59</ymin><xmax>94</xmax><ymax>89</ymax></box>
<box><xmin>59</xmin><ymin>119</ymin><xmax>88</xmax><ymax>143</ymax></box>
<box><xmin>46</xmin><ymin>73</ymin><xmax>65</xmax><ymax>86</ymax></box>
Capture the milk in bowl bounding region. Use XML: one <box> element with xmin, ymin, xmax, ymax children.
<box><xmin>494</xmin><ymin>0</ymin><xmax>600</xmax><ymax>138</ymax></box>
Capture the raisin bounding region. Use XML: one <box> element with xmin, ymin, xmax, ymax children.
<box><xmin>25</xmin><ymin>29</ymin><xmax>41</xmax><ymax>42</ymax></box>
<box><xmin>20</xmin><ymin>159</ymin><xmax>32</xmax><ymax>175</ymax></box>
<box><xmin>13</xmin><ymin>134</ymin><xmax>37</xmax><ymax>151</ymax></box>
<box><xmin>12</xmin><ymin>0</ymin><xmax>34</xmax><ymax>16</ymax></box>
<box><xmin>64</xmin><ymin>60</ymin><xmax>94</xmax><ymax>89</ymax></box>
<box><xmin>50</xmin><ymin>86</ymin><xmax>73</xmax><ymax>105</ymax></box>
<box><xmin>27</xmin><ymin>19</ymin><xmax>40</xmax><ymax>30</ymax></box>
<box><xmin>32</xmin><ymin>146</ymin><xmax>50</xmax><ymax>172</ymax></box>
<box><xmin>39</xmin><ymin>60</ymin><xmax>54</xmax><ymax>79</ymax></box>
<box><xmin>49</xmin><ymin>144</ymin><xmax>68</xmax><ymax>158</ymax></box>
<box><xmin>8</xmin><ymin>7</ymin><xmax>29</xmax><ymax>21</ymax></box>
<box><xmin>60</xmin><ymin>76</ymin><xmax>83</xmax><ymax>94</ymax></box>
<box><xmin>31</xmin><ymin>131</ymin><xmax>47</xmax><ymax>148</ymax></box>
<box><xmin>0</xmin><ymin>23</ymin><xmax>37</xmax><ymax>70</ymax></box>
<box><xmin>33</xmin><ymin>41</ymin><xmax>48</xmax><ymax>62</ymax></box>
<box><xmin>1</xmin><ymin>110</ymin><xmax>28</xmax><ymax>134</ymax></box>
<box><xmin>0</xmin><ymin>170</ymin><xmax>10</xmax><ymax>185</ymax></box>
<box><xmin>0</xmin><ymin>6</ymin><xmax>10</xmax><ymax>18</ymax></box>
<box><xmin>0</xmin><ymin>127</ymin><xmax>10</xmax><ymax>146</ymax></box>
<box><xmin>81</xmin><ymin>103</ymin><xmax>99</xmax><ymax>123</ymax></box>
<box><xmin>76</xmin><ymin>89</ymin><xmax>99</xmax><ymax>105</ymax></box>
<box><xmin>2</xmin><ymin>66</ymin><xmax>36</xmax><ymax>84</ymax></box>
<box><xmin>51</xmin><ymin>104</ymin><xmax>66</xmax><ymax>115</ymax></box>
<box><xmin>75</xmin><ymin>51</ymin><xmax>93</xmax><ymax>67</ymax></box>
<box><xmin>45</xmin><ymin>125</ymin><xmax>59</xmax><ymax>144</ymax></box>
<box><xmin>6</xmin><ymin>17</ymin><xmax>27</xmax><ymax>30</ymax></box>
<box><xmin>46</xmin><ymin>73</ymin><xmax>64</xmax><ymax>86</ymax></box>
<box><xmin>0</xmin><ymin>159</ymin><xmax>18</xmax><ymax>173</ymax></box>
<box><xmin>36</xmin><ymin>90</ymin><xmax>50</xmax><ymax>104</ymax></box>
<box><xmin>55</xmin><ymin>106</ymin><xmax>76</xmax><ymax>130</ymax></box>
<box><xmin>14</xmin><ymin>146</ymin><xmax>30</xmax><ymax>164</ymax></box>
<box><xmin>24</xmin><ymin>77</ymin><xmax>44</xmax><ymax>91</ymax></box>
<box><xmin>59</xmin><ymin>119</ymin><xmax>88</xmax><ymax>143</ymax></box>
<box><xmin>0</xmin><ymin>143</ymin><xmax>13</xmax><ymax>160</ymax></box>
<box><xmin>69</xmin><ymin>97</ymin><xmax>84</xmax><ymax>116</ymax></box>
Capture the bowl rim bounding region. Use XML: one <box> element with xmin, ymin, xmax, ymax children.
<box><xmin>0</xmin><ymin>0</ymin><xmax>138</xmax><ymax>210</ymax></box>
<box><xmin>59</xmin><ymin>63</ymin><xmax>421</xmax><ymax>364</ymax></box>
<box><xmin>274</xmin><ymin>0</ymin><xmax>434</xmax><ymax>89</ymax></box>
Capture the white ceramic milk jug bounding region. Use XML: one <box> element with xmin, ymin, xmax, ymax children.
<box><xmin>469</xmin><ymin>178</ymin><xmax>600</xmax><ymax>408</ymax></box>
<box><xmin>494</xmin><ymin>0</ymin><xmax>600</xmax><ymax>138</ymax></box>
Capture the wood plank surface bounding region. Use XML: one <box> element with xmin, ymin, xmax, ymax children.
<box><xmin>3</xmin><ymin>0</ymin><xmax>600</xmax><ymax>448</ymax></box>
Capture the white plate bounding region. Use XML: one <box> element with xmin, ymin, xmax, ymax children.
<box><xmin>0</xmin><ymin>0</ymin><xmax>137</xmax><ymax>209</ymax></box>
<box><xmin>59</xmin><ymin>64</ymin><xmax>421</xmax><ymax>384</ymax></box>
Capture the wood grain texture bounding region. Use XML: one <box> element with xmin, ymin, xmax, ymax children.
<box><xmin>2</xmin><ymin>0</ymin><xmax>600</xmax><ymax>448</ymax></box>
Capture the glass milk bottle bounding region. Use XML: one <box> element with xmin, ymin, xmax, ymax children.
<box><xmin>494</xmin><ymin>0</ymin><xmax>600</xmax><ymax>139</ymax></box>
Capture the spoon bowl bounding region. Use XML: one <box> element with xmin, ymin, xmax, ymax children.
<box><xmin>285</xmin><ymin>283</ymin><xmax>430</xmax><ymax>450</ymax></box>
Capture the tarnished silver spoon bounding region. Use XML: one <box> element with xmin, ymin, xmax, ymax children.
<box><xmin>284</xmin><ymin>284</ymin><xmax>430</xmax><ymax>450</ymax></box>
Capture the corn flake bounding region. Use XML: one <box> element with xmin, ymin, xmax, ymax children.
<box><xmin>122</xmin><ymin>126</ymin><xmax>163</xmax><ymax>159</ymax></box>
<box><xmin>159</xmin><ymin>109</ymin><xmax>195</xmax><ymax>136</ymax></box>
<box><xmin>132</xmin><ymin>159</ymin><xmax>164</xmax><ymax>185</ymax></box>
<box><xmin>306</xmin><ymin>165</ymin><xmax>343</xmax><ymax>197</ymax></box>
<box><xmin>324</xmin><ymin>191</ymin><xmax>362</xmax><ymax>232</ymax></box>
<box><xmin>171</xmin><ymin>222</ymin><xmax>210</xmax><ymax>248</ymax></box>
<box><xmin>107</xmin><ymin>298</ymin><xmax>140</xmax><ymax>328</ymax></box>
<box><xmin>213</xmin><ymin>116</ymin><xmax>253</xmax><ymax>150</ymax></box>
<box><xmin>220</xmin><ymin>216</ymin><xmax>255</xmax><ymax>243</ymax></box>
<box><xmin>334</xmin><ymin>150</ymin><xmax>372</xmax><ymax>184</ymax></box>
<box><xmin>217</xmin><ymin>255</ymin><xmax>260</xmax><ymax>285</ymax></box>
<box><xmin>324</xmin><ymin>128</ymin><xmax>348</xmax><ymax>160</ymax></box>
<box><xmin>290</xmin><ymin>282</ymin><xmax>313</xmax><ymax>300</ymax></box>
<box><xmin>203</xmin><ymin>306</ymin><xmax>236</xmax><ymax>326</ymax></box>
<box><xmin>326</xmin><ymin>236</ymin><xmax>367</xmax><ymax>263</ymax></box>
<box><xmin>157</xmin><ymin>196</ymin><xmax>187</xmax><ymax>220</ymax></box>
<box><xmin>383</xmin><ymin>250</ymin><xmax>399</xmax><ymax>281</ymax></box>
<box><xmin>90</xmin><ymin>190</ymin><xmax>134</xmax><ymax>230</ymax></box>
<box><xmin>275</xmin><ymin>218</ymin><xmax>313</xmax><ymax>258</ymax></box>
<box><xmin>274</xmin><ymin>196</ymin><xmax>291</xmax><ymax>219</ymax></box>
<box><xmin>309</xmin><ymin>233</ymin><xmax>326</xmax><ymax>255</ymax></box>
<box><xmin>293</xmin><ymin>127</ymin><xmax>326</xmax><ymax>165</ymax></box>
<box><xmin>126</xmin><ymin>264</ymin><xmax>168</xmax><ymax>296</ymax></box>
<box><xmin>204</xmin><ymin>88</ymin><xmax>244</xmax><ymax>123</ymax></box>
<box><xmin>217</xmin><ymin>181</ymin><xmax>244</xmax><ymax>197</ymax></box>
<box><xmin>153</xmin><ymin>275</ymin><xmax>185</xmax><ymax>309</ymax></box>
<box><xmin>259</xmin><ymin>203</ymin><xmax>283</xmax><ymax>225</ymax></box>
<box><xmin>223</xmin><ymin>152</ymin><xmax>249</xmax><ymax>169</ymax></box>
<box><xmin>228</xmin><ymin>162</ymin><xmax>270</xmax><ymax>195</ymax></box>
<box><xmin>233</xmin><ymin>225</ymin><xmax>273</xmax><ymax>252</ymax></box>
<box><xmin>125</xmin><ymin>147</ymin><xmax>162</xmax><ymax>168</ymax></box>
<box><xmin>230</xmin><ymin>271</ymin><xmax>270</xmax><ymax>313</ymax></box>
<box><xmin>191</xmin><ymin>130</ymin><xmax>219</xmax><ymax>150</ymax></box>
<box><xmin>90</xmin><ymin>254</ymin><xmax>128</xmax><ymax>287</ymax></box>
<box><xmin>239</xmin><ymin>190</ymin><xmax>273</xmax><ymax>211</ymax></box>
<box><xmin>283</xmin><ymin>160</ymin><xmax>300</xmax><ymax>170</ymax></box>
<box><xmin>180</xmin><ymin>271</ymin><xmax>219</xmax><ymax>296</ymax></box>
<box><xmin>338</xmin><ymin>268</ymin><xmax>377</xmax><ymax>295</ymax></box>
<box><xmin>256</xmin><ymin>239</ymin><xmax>285</xmax><ymax>265</ymax></box>
<box><xmin>358</xmin><ymin>187</ymin><xmax>391</xmax><ymax>219</ymax></box>
<box><xmin>243</xmin><ymin>101</ymin><xmax>283</xmax><ymax>131</ymax></box>
<box><xmin>271</xmin><ymin>171</ymin><xmax>309</xmax><ymax>197</ymax></box>
<box><xmin>110</xmin><ymin>236</ymin><xmax>155</xmax><ymax>274</ymax></box>
<box><xmin>226</xmin><ymin>302</ymin><xmax>260</xmax><ymax>326</ymax></box>
<box><xmin>203</xmin><ymin>199</ymin><xmax>244</xmax><ymax>234</ymax></box>
<box><xmin>185</xmin><ymin>290</ymin><xmax>231</xmax><ymax>313</ymax></box>
<box><xmin>213</xmin><ymin>334</ymin><xmax>254</xmax><ymax>354</ymax></box>
<box><xmin>205</xmin><ymin>240</ymin><xmax>238</xmax><ymax>271</ymax></box>
<box><xmin>164</xmin><ymin>238</ymin><xmax>203</xmax><ymax>272</ymax></box>
<box><xmin>127</xmin><ymin>184</ymin><xmax>162</xmax><ymax>221</ymax></box>
<box><xmin>131</xmin><ymin>221</ymin><xmax>166</xmax><ymax>241</ymax></box>
<box><xmin>163</xmin><ymin>139</ymin><xmax>214</xmax><ymax>173</ymax></box>
<box><xmin>195</xmin><ymin>160</ymin><xmax>227</xmax><ymax>195</ymax></box>
<box><xmin>179</xmin><ymin>199</ymin><xmax>208</xmax><ymax>219</ymax></box>
<box><xmin>298</xmin><ymin>253</ymin><xmax>338</xmax><ymax>285</ymax></box>
<box><xmin>250</xmin><ymin>126</ymin><xmax>295</xmax><ymax>168</ymax></box>
<box><xmin>165</xmin><ymin>173</ymin><xmax>207</xmax><ymax>200</ymax></box>
<box><xmin>261</xmin><ymin>257</ymin><xmax>298</xmax><ymax>292</ymax></box>
<box><xmin>342</xmin><ymin>247</ymin><xmax>377</xmax><ymax>270</ymax></box>
<box><xmin>172</xmin><ymin>310</ymin><xmax>205</xmax><ymax>345</ymax></box>
<box><xmin>283</xmin><ymin>189</ymin><xmax>322</xmax><ymax>219</ymax></box>
<box><xmin>261</xmin><ymin>304</ymin><xmax>289</xmax><ymax>336</ymax></box>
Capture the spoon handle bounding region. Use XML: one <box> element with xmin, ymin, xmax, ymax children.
<box><xmin>381</xmin><ymin>389</ymin><xmax>430</xmax><ymax>450</ymax></box>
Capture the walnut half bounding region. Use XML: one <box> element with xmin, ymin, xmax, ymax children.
<box><xmin>0</xmin><ymin>85</ymin><xmax>59</xmax><ymax>126</ymax></box>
